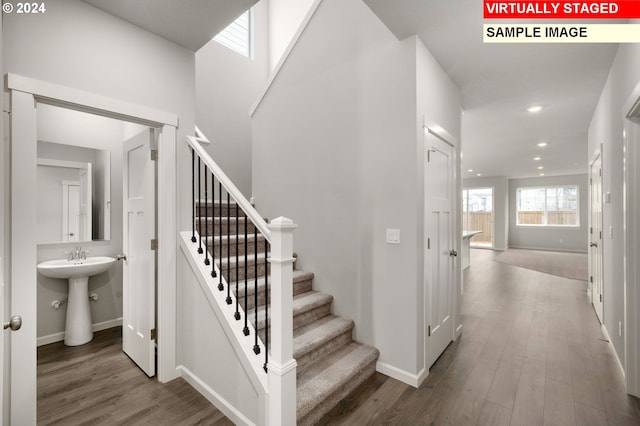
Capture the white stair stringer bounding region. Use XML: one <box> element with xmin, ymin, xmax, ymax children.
<box><xmin>179</xmin><ymin>231</ymin><xmax>268</xmax><ymax>394</ymax></box>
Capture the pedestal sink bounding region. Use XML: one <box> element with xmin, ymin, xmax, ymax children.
<box><xmin>37</xmin><ymin>257</ymin><xmax>116</xmax><ymax>346</ymax></box>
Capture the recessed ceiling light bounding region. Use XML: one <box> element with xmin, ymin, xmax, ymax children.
<box><xmin>537</xmin><ymin>142</ymin><xmax>548</xmax><ymax>147</ymax></box>
<box><xmin>526</xmin><ymin>105</ymin><xmax>543</xmax><ymax>113</ymax></box>
<box><xmin>476</xmin><ymin>173</ymin><xmax>482</xmax><ymax>177</ymax></box>
<box><xmin>534</xmin><ymin>156</ymin><xmax>542</xmax><ymax>161</ymax></box>
<box><xmin>537</xmin><ymin>166</ymin><xmax>544</xmax><ymax>170</ymax></box>
<box><xmin>539</xmin><ymin>173</ymin><xmax>545</xmax><ymax>176</ymax></box>
<box><xmin>467</xmin><ymin>169</ymin><xmax>473</xmax><ymax>172</ymax></box>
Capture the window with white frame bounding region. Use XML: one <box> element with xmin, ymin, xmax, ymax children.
<box><xmin>516</xmin><ymin>186</ymin><xmax>579</xmax><ymax>226</ymax></box>
<box><xmin>213</xmin><ymin>10</ymin><xmax>252</xmax><ymax>58</ymax></box>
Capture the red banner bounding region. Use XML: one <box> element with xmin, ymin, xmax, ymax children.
<box><xmin>484</xmin><ymin>1</ymin><xmax>640</xmax><ymax>19</ymax></box>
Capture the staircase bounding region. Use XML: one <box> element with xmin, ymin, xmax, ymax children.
<box><xmin>197</xmin><ymin>200</ymin><xmax>379</xmax><ymax>425</ymax></box>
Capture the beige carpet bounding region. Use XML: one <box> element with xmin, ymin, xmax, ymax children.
<box><xmin>494</xmin><ymin>249</ymin><xmax>588</xmax><ymax>281</ymax></box>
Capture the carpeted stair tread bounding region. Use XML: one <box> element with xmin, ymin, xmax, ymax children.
<box><xmin>195</xmin><ymin>216</ymin><xmax>259</xmax><ymax>224</ymax></box>
<box><xmin>216</xmin><ymin>251</ymin><xmax>268</xmax><ymax>266</ymax></box>
<box><xmin>296</xmin><ymin>341</ymin><xmax>380</xmax><ymax>423</ymax></box>
<box><xmin>204</xmin><ymin>233</ymin><xmax>266</xmax><ymax>245</ymax></box>
<box><xmin>234</xmin><ymin>270</ymin><xmax>314</xmax><ymax>298</ymax></box>
<box><xmin>293</xmin><ymin>315</ymin><xmax>352</xmax><ymax>356</ymax></box>
<box><xmin>293</xmin><ymin>315</ymin><xmax>354</xmax><ymax>374</ymax></box>
<box><xmin>250</xmin><ymin>291</ymin><xmax>333</xmax><ymax>331</ymax></box>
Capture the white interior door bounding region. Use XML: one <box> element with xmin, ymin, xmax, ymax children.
<box><xmin>590</xmin><ymin>153</ymin><xmax>604</xmax><ymax>323</ymax></box>
<box><xmin>425</xmin><ymin>130</ymin><xmax>456</xmax><ymax>369</ymax></box>
<box><xmin>122</xmin><ymin>129</ymin><xmax>156</xmax><ymax>377</ymax></box>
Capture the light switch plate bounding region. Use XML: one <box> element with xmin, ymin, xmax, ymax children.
<box><xmin>386</xmin><ymin>228</ymin><xmax>400</xmax><ymax>244</ymax></box>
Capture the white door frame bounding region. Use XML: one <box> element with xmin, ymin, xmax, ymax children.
<box><xmin>623</xmin><ymin>82</ymin><xmax>640</xmax><ymax>397</ymax></box>
<box><xmin>421</xmin><ymin>121</ymin><xmax>461</xmax><ymax>384</ymax></box>
<box><xmin>7</xmin><ymin>73</ymin><xmax>178</xmax><ymax>424</ymax></box>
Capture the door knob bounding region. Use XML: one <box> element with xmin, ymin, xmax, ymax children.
<box><xmin>590</xmin><ymin>242</ymin><xmax>598</xmax><ymax>248</ymax></box>
<box><xmin>117</xmin><ymin>254</ymin><xmax>127</xmax><ymax>261</ymax></box>
<box><xmin>449</xmin><ymin>250</ymin><xmax>458</xmax><ymax>257</ymax></box>
<box><xmin>4</xmin><ymin>315</ymin><xmax>22</xmax><ymax>331</ymax></box>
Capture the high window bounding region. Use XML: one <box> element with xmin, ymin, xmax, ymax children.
<box><xmin>213</xmin><ymin>10</ymin><xmax>252</xmax><ymax>58</ymax></box>
<box><xmin>516</xmin><ymin>186</ymin><xmax>579</xmax><ymax>226</ymax></box>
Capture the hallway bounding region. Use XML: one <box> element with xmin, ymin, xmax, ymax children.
<box><xmin>320</xmin><ymin>249</ymin><xmax>640</xmax><ymax>425</ymax></box>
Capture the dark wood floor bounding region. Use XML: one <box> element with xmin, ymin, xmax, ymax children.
<box><xmin>37</xmin><ymin>327</ymin><xmax>232</xmax><ymax>425</ymax></box>
<box><xmin>318</xmin><ymin>249</ymin><xmax>640</xmax><ymax>425</ymax></box>
<box><xmin>39</xmin><ymin>249</ymin><xmax>640</xmax><ymax>425</ymax></box>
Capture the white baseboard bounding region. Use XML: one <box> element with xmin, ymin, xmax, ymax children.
<box><xmin>37</xmin><ymin>318</ymin><xmax>122</xmax><ymax>347</ymax></box>
<box><xmin>376</xmin><ymin>361</ymin><xmax>427</xmax><ymax>388</ymax></box>
<box><xmin>601</xmin><ymin>324</ymin><xmax>626</xmax><ymax>380</ymax></box>
<box><xmin>177</xmin><ymin>365</ymin><xmax>255</xmax><ymax>426</ymax></box>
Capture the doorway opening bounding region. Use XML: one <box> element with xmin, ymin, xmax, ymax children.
<box><xmin>34</xmin><ymin>104</ymin><xmax>159</xmax><ymax>416</ymax></box>
<box><xmin>462</xmin><ymin>187</ymin><xmax>494</xmax><ymax>248</ymax></box>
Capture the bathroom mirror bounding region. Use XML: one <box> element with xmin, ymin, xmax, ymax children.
<box><xmin>37</xmin><ymin>141</ymin><xmax>111</xmax><ymax>243</ymax></box>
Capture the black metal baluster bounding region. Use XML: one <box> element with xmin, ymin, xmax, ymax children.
<box><xmin>264</xmin><ymin>239</ymin><xmax>269</xmax><ymax>372</ymax></box>
<box><xmin>253</xmin><ymin>226</ymin><xmax>260</xmax><ymax>355</ymax></box>
<box><xmin>211</xmin><ymin>173</ymin><xmax>217</xmax><ymax>278</ymax></box>
<box><xmin>226</xmin><ymin>193</ymin><xmax>232</xmax><ymax>305</ymax></box>
<box><xmin>203</xmin><ymin>165</ymin><xmax>210</xmax><ymax>265</ymax></box>
<box><xmin>191</xmin><ymin>149</ymin><xmax>196</xmax><ymax>243</ymax></box>
<box><xmin>234</xmin><ymin>203</ymin><xmax>240</xmax><ymax>320</ymax></box>
<box><xmin>197</xmin><ymin>158</ymin><xmax>203</xmax><ymax>254</ymax></box>
<box><xmin>218</xmin><ymin>182</ymin><xmax>224</xmax><ymax>291</ymax></box>
<box><xmin>243</xmin><ymin>216</ymin><xmax>250</xmax><ymax>336</ymax></box>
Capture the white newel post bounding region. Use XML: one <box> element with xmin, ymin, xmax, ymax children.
<box><xmin>267</xmin><ymin>217</ymin><xmax>297</xmax><ymax>426</ymax></box>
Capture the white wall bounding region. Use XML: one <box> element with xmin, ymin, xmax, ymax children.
<box><xmin>508</xmin><ymin>174</ymin><xmax>588</xmax><ymax>253</ymax></box>
<box><xmin>267</xmin><ymin>0</ymin><xmax>318</xmax><ymax>70</ymax></box>
<box><xmin>35</xmin><ymin>105</ymin><xmax>126</xmax><ymax>342</ymax></box>
<box><xmin>463</xmin><ymin>176</ymin><xmax>509</xmax><ymax>250</ymax></box>
<box><xmin>195</xmin><ymin>2</ymin><xmax>269</xmax><ymax>197</ymax></box>
<box><xmin>588</xmin><ymin>42</ymin><xmax>640</xmax><ymax>373</ymax></box>
<box><xmin>252</xmin><ymin>0</ymin><xmax>460</xmax><ymax>381</ymax></box>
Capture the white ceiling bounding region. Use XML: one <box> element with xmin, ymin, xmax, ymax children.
<box><xmin>363</xmin><ymin>0</ymin><xmax>619</xmax><ymax>179</ymax></box>
<box><xmin>81</xmin><ymin>0</ymin><xmax>257</xmax><ymax>51</ymax></box>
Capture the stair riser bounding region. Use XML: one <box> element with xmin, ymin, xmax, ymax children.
<box><xmin>296</xmin><ymin>330</ymin><xmax>353</xmax><ymax>376</ymax></box>
<box><xmin>206</xmin><ymin>239</ymin><xmax>268</xmax><ymax>258</ymax></box>
<box><xmin>293</xmin><ymin>303</ymin><xmax>332</xmax><ymax>330</ymax></box>
<box><xmin>196</xmin><ymin>220</ymin><xmax>257</xmax><ymax>236</ymax></box>
<box><xmin>254</xmin><ymin>301</ymin><xmax>332</xmax><ymax>342</ymax></box>
<box><xmin>235</xmin><ymin>277</ymin><xmax>313</xmax><ymax>311</ymax></box>
<box><xmin>298</xmin><ymin>360</ymin><xmax>377</xmax><ymax>426</ymax></box>
<box><xmin>196</xmin><ymin>204</ymin><xmax>246</xmax><ymax>218</ymax></box>
<box><xmin>219</xmin><ymin>261</ymin><xmax>269</xmax><ymax>282</ymax></box>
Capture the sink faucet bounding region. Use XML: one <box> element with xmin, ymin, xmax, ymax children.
<box><xmin>66</xmin><ymin>246</ymin><xmax>86</xmax><ymax>261</ymax></box>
